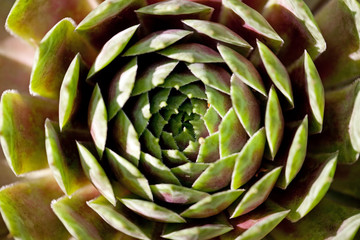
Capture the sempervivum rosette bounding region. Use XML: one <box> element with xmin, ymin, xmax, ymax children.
<box><xmin>0</xmin><ymin>0</ymin><xmax>360</xmax><ymax>239</ymax></box>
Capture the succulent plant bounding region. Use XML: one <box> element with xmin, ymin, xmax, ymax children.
<box><xmin>0</xmin><ymin>0</ymin><xmax>360</xmax><ymax>239</ymax></box>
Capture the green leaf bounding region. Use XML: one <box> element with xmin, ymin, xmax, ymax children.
<box><xmin>272</xmin><ymin>152</ymin><xmax>338</xmax><ymax>222</ymax></box>
<box><xmin>120</xmin><ymin>198</ymin><xmax>185</xmax><ymax>223</ymax></box>
<box><xmin>105</xmin><ymin>148</ymin><xmax>153</xmax><ymax>201</ymax></box>
<box><xmin>123</xmin><ymin>29</ymin><xmax>192</xmax><ymax>56</ymax></box>
<box><xmin>205</xmin><ymin>86</ymin><xmax>232</xmax><ymax>118</ymax></box>
<box><xmin>132</xmin><ymin>59</ymin><xmax>178</xmax><ymax>96</ymax></box>
<box><xmin>140</xmin><ymin>129</ymin><xmax>162</xmax><ymax>159</ymax></box>
<box><xmin>181</xmin><ymin>190</ymin><xmax>244</xmax><ymax>218</ymax></box>
<box><xmin>218</xmin><ymin>44</ymin><xmax>267</xmax><ymax>97</ymax></box>
<box><xmin>159</xmin><ymin>43</ymin><xmax>223</xmax><ymax>63</ymax></box>
<box><xmin>161</xmin><ymin>72</ymin><xmax>198</xmax><ymax>89</ymax></box>
<box><xmin>231</xmin><ymin>128</ymin><xmax>266</xmax><ymax>190</ymax></box>
<box><xmin>88</xmin><ymin>84</ymin><xmax>107</xmax><ymax>158</ymax></box>
<box><xmin>140</xmin><ymin>152</ymin><xmax>181</xmax><ymax>185</ymax></box>
<box><xmin>151</xmin><ymin>184</ymin><xmax>209</xmax><ymax>204</ymax></box>
<box><xmin>52</xmin><ymin>185</ymin><xmax>124</xmax><ymax>240</ymax></box>
<box><xmin>107</xmin><ymin>57</ymin><xmax>138</xmax><ymax>120</ymax></box>
<box><xmin>162</xmin><ymin>150</ymin><xmax>190</xmax><ymax>167</ymax></box>
<box><xmin>111</xmin><ymin>109</ymin><xmax>141</xmax><ymax>166</ymax></box>
<box><xmin>150</xmin><ymin>88</ymin><xmax>171</xmax><ymax>114</ymax></box>
<box><xmin>88</xmin><ymin>25</ymin><xmax>139</xmax><ymax>78</ymax></box>
<box><xmin>277</xmin><ymin>116</ymin><xmax>308</xmax><ymax>189</ymax></box>
<box><xmin>179</xmin><ymin>82</ymin><xmax>207</xmax><ymax>100</ymax></box>
<box><xmin>88</xmin><ymin>195</ymin><xmax>153</xmax><ymax>240</ymax></box>
<box><xmin>128</xmin><ymin>93</ymin><xmax>151</xmax><ymax>136</ymax></box>
<box><xmin>45</xmin><ymin>120</ymin><xmax>89</xmax><ymax>195</ymax></box>
<box><xmin>182</xmin><ymin>19</ymin><xmax>252</xmax><ymax>56</ymax></box>
<box><xmin>77</xmin><ymin>142</ymin><xmax>116</xmax><ymax>206</ymax></box>
<box><xmin>0</xmin><ymin>91</ymin><xmax>58</xmax><ymax>175</ymax></box>
<box><xmin>219</xmin><ymin>108</ymin><xmax>248</xmax><ymax>158</ymax></box>
<box><xmin>257</xmin><ymin>40</ymin><xmax>294</xmax><ymax>108</ymax></box>
<box><xmin>196</xmin><ymin>133</ymin><xmax>220</xmax><ymax>163</ymax></box>
<box><xmin>222</xmin><ymin>0</ymin><xmax>284</xmax><ymax>51</ymax></box>
<box><xmin>148</xmin><ymin>113</ymin><xmax>168</xmax><ymax>138</ymax></box>
<box><xmin>59</xmin><ymin>54</ymin><xmax>88</xmax><ymax>130</ymax></box>
<box><xmin>204</xmin><ymin>107</ymin><xmax>222</xmax><ymax>134</ymax></box>
<box><xmin>265</xmin><ymin>86</ymin><xmax>284</xmax><ymax>160</ymax></box>
<box><xmin>187</xmin><ymin>63</ymin><xmax>231</xmax><ymax>94</ymax></box>
<box><xmin>6</xmin><ymin>0</ymin><xmax>93</xmax><ymax>44</ymax></box>
<box><xmin>0</xmin><ymin>175</ymin><xmax>69</xmax><ymax>239</ymax></box>
<box><xmin>171</xmin><ymin>162</ymin><xmax>209</xmax><ymax>187</ymax></box>
<box><xmin>30</xmin><ymin>18</ymin><xmax>96</xmax><ymax>99</ymax></box>
<box><xmin>231</xmin><ymin>75</ymin><xmax>261</xmax><ymax>136</ymax></box>
<box><xmin>193</xmin><ymin>153</ymin><xmax>240</xmax><ymax>192</ymax></box>
<box><xmin>230</xmin><ymin>167</ymin><xmax>282</xmax><ymax>218</ymax></box>
<box><xmin>222</xmin><ymin>201</ymin><xmax>289</xmax><ymax>240</ymax></box>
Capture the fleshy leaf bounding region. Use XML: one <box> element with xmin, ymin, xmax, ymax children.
<box><xmin>187</xmin><ymin>62</ymin><xmax>231</xmax><ymax>94</ymax></box>
<box><xmin>265</xmin><ymin>86</ymin><xmax>284</xmax><ymax>160</ymax></box>
<box><xmin>162</xmin><ymin>150</ymin><xmax>190</xmax><ymax>167</ymax></box>
<box><xmin>87</xmin><ymin>25</ymin><xmax>139</xmax><ymax>78</ymax></box>
<box><xmin>128</xmin><ymin>93</ymin><xmax>151</xmax><ymax>136</ymax></box>
<box><xmin>111</xmin><ymin>109</ymin><xmax>141</xmax><ymax>166</ymax></box>
<box><xmin>231</xmin><ymin>75</ymin><xmax>261</xmax><ymax>136</ymax></box>
<box><xmin>59</xmin><ymin>54</ymin><xmax>89</xmax><ymax>130</ymax></box>
<box><xmin>222</xmin><ymin>201</ymin><xmax>289</xmax><ymax>240</ymax></box>
<box><xmin>6</xmin><ymin>0</ymin><xmax>94</xmax><ymax>44</ymax></box>
<box><xmin>76</xmin><ymin>142</ymin><xmax>116</xmax><ymax>206</ymax></box>
<box><xmin>193</xmin><ymin>153</ymin><xmax>240</xmax><ymax>192</ymax></box>
<box><xmin>107</xmin><ymin>57</ymin><xmax>138</xmax><ymax>120</ymax></box>
<box><xmin>140</xmin><ymin>129</ymin><xmax>162</xmax><ymax>159</ymax></box>
<box><xmin>0</xmin><ymin>91</ymin><xmax>57</xmax><ymax>175</ymax></box>
<box><xmin>219</xmin><ymin>108</ymin><xmax>248</xmax><ymax>158</ymax></box>
<box><xmin>205</xmin><ymin>86</ymin><xmax>232</xmax><ymax>117</ymax></box>
<box><xmin>88</xmin><ymin>195</ymin><xmax>153</xmax><ymax>240</ymax></box>
<box><xmin>203</xmin><ymin>107</ymin><xmax>222</xmax><ymax>134</ymax></box>
<box><xmin>150</xmin><ymin>88</ymin><xmax>171</xmax><ymax>114</ymax></box>
<box><xmin>132</xmin><ymin>59</ymin><xmax>178</xmax><ymax>96</ymax></box>
<box><xmin>182</xmin><ymin>19</ymin><xmax>253</xmax><ymax>56</ymax></box>
<box><xmin>257</xmin><ymin>40</ymin><xmax>294</xmax><ymax>107</ymax></box>
<box><xmin>277</xmin><ymin>116</ymin><xmax>308</xmax><ymax>189</ymax></box>
<box><xmin>120</xmin><ymin>198</ymin><xmax>185</xmax><ymax>223</ymax></box>
<box><xmin>105</xmin><ymin>148</ymin><xmax>153</xmax><ymax>201</ymax></box>
<box><xmin>272</xmin><ymin>152</ymin><xmax>338</xmax><ymax>222</ymax></box>
<box><xmin>151</xmin><ymin>184</ymin><xmax>209</xmax><ymax>204</ymax></box>
<box><xmin>221</xmin><ymin>0</ymin><xmax>284</xmax><ymax>51</ymax></box>
<box><xmin>230</xmin><ymin>167</ymin><xmax>282</xmax><ymax>219</ymax></box>
<box><xmin>179</xmin><ymin>82</ymin><xmax>207</xmax><ymax>100</ymax></box>
<box><xmin>309</xmin><ymin>79</ymin><xmax>360</xmax><ymax>164</ymax></box>
<box><xmin>231</xmin><ymin>128</ymin><xmax>266</xmax><ymax>190</ymax></box>
<box><xmin>123</xmin><ymin>29</ymin><xmax>192</xmax><ymax>56</ymax></box>
<box><xmin>270</xmin><ymin>197</ymin><xmax>360</xmax><ymax>240</ymax></box>
<box><xmin>159</xmin><ymin>43</ymin><xmax>223</xmax><ymax>63</ymax></box>
<box><xmin>52</xmin><ymin>185</ymin><xmax>124</xmax><ymax>240</ymax></box>
<box><xmin>218</xmin><ymin>44</ymin><xmax>267</xmax><ymax>97</ymax></box>
<box><xmin>161</xmin><ymin>72</ymin><xmax>198</xmax><ymax>89</ymax></box>
<box><xmin>171</xmin><ymin>162</ymin><xmax>209</xmax><ymax>187</ymax></box>
<box><xmin>196</xmin><ymin>133</ymin><xmax>220</xmax><ymax>163</ymax></box>
<box><xmin>45</xmin><ymin>120</ymin><xmax>89</xmax><ymax>195</ymax></box>
<box><xmin>76</xmin><ymin>0</ymin><xmax>146</xmax><ymax>49</ymax></box>
<box><xmin>162</xmin><ymin>215</ymin><xmax>233</xmax><ymax>240</ymax></box>
<box><xmin>0</xmin><ymin>175</ymin><xmax>69</xmax><ymax>239</ymax></box>
<box><xmin>88</xmin><ymin>84</ymin><xmax>107</xmax><ymax>158</ymax></box>
<box><xmin>30</xmin><ymin>18</ymin><xmax>96</xmax><ymax>99</ymax></box>
<box><xmin>181</xmin><ymin>190</ymin><xmax>244</xmax><ymax>218</ymax></box>
<box><xmin>139</xmin><ymin>152</ymin><xmax>181</xmax><ymax>185</ymax></box>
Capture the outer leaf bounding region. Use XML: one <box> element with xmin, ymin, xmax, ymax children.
<box><xmin>6</xmin><ymin>0</ymin><xmax>93</xmax><ymax>44</ymax></box>
<box><xmin>52</xmin><ymin>185</ymin><xmax>124</xmax><ymax>240</ymax></box>
<box><xmin>0</xmin><ymin>91</ymin><xmax>57</xmax><ymax>175</ymax></box>
<box><xmin>0</xmin><ymin>175</ymin><xmax>69</xmax><ymax>239</ymax></box>
<box><xmin>30</xmin><ymin>18</ymin><xmax>96</xmax><ymax>99</ymax></box>
<box><xmin>120</xmin><ymin>198</ymin><xmax>185</xmax><ymax>223</ymax></box>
